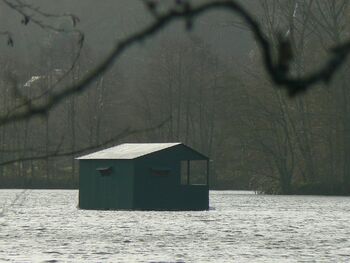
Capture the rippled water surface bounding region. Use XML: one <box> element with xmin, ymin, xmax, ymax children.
<box><xmin>0</xmin><ymin>190</ymin><xmax>350</xmax><ymax>262</ymax></box>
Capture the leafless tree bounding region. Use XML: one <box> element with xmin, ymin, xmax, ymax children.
<box><xmin>1</xmin><ymin>0</ymin><xmax>350</xmax><ymax>191</ymax></box>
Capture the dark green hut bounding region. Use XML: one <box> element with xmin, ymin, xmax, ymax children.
<box><xmin>77</xmin><ymin>143</ymin><xmax>209</xmax><ymax>210</ymax></box>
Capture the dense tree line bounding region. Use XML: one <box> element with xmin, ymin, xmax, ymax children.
<box><xmin>229</xmin><ymin>0</ymin><xmax>350</xmax><ymax>194</ymax></box>
<box><xmin>0</xmin><ymin>1</ymin><xmax>350</xmax><ymax>194</ymax></box>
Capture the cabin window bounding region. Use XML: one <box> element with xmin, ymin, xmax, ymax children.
<box><xmin>96</xmin><ymin>167</ymin><xmax>113</xmax><ymax>176</ymax></box>
<box><xmin>150</xmin><ymin>167</ymin><xmax>170</xmax><ymax>176</ymax></box>
<box><xmin>181</xmin><ymin>160</ymin><xmax>208</xmax><ymax>185</ymax></box>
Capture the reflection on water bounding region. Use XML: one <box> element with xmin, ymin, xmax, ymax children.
<box><xmin>0</xmin><ymin>190</ymin><xmax>349</xmax><ymax>262</ymax></box>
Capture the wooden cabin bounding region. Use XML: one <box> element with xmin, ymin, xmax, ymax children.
<box><xmin>77</xmin><ymin>143</ymin><xmax>209</xmax><ymax>210</ymax></box>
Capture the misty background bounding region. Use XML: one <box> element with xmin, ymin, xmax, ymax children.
<box><xmin>0</xmin><ymin>0</ymin><xmax>349</xmax><ymax>195</ymax></box>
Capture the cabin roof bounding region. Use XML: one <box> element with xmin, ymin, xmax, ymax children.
<box><xmin>77</xmin><ymin>143</ymin><xmax>184</xmax><ymax>160</ymax></box>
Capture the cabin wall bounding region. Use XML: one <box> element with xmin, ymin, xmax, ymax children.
<box><xmin>79</xmin><ymin>144</ymin><xmax>209</xmax><ymax>210</ymax></box>
<box><xmin>79</xmin><ymin>159</ymin><xmax>134</xmax><ymax>209</ymax></box>
<box><xmin>134</xmin><ymin>151</ymin><xmax>180</xmax><ymax>209</ymax></box>
<box><xmin>132</xmin><ymin>147</ymin><xmax>209</xmax><ymax>210</ymax></box>
<box><xmin>168</xmin><ymin>144</ymin><xmax>209</xmax><ymax>161</ymax></box>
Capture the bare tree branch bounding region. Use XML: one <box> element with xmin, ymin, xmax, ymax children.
<box><xmin>0</xmin><ymin>0</ymin><xmax>349</xmax><ymax>126</ymax></box>
<box><xmin>2</xmin><ymin>0</ymin><xmax>81</xmax><ymax>33</ymax></box>
<box><xmin>0</xmin><ymin>30</ymin><xmax>13</xmax><ymax>46</ymax></box>
<box><xmin>0</xmin><ymin>0</ymin><xmax>85</xmax><ymax>120</ymax></box>
<box><xmin>0</xmin><ymin>117</ymin><xmax>171</xmax><ymax>166</ymax></box>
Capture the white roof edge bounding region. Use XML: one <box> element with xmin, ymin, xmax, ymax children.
<box><xmin>76</xmin><ymin>142</ymin><xmax>182</xmax><ymax>160</ymax></box>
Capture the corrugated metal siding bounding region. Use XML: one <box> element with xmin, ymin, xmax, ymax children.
<box><xmin>132</xmin><ymin>147</ymin><xmax>209</xmax><ymax>210</ymax></box>
<box><xmin>134</xmin><ymin>153</ymin><xmax>180</xmax><ymax>209</ymax></box>
<box><xmin>79</xmin><ymin>160</ymin><xmax>134</xmax><ymax>209</ymax></box>
<box><xmin>78</xmin><ymin>142</ymin><xmax>209</xmax><ymax>210</ymax></box>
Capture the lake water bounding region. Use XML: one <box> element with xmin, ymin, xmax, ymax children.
<box><xmin>0</xmin><ymin>190</ymin><xmax>349</xmax><ymax>262</ymax></box>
